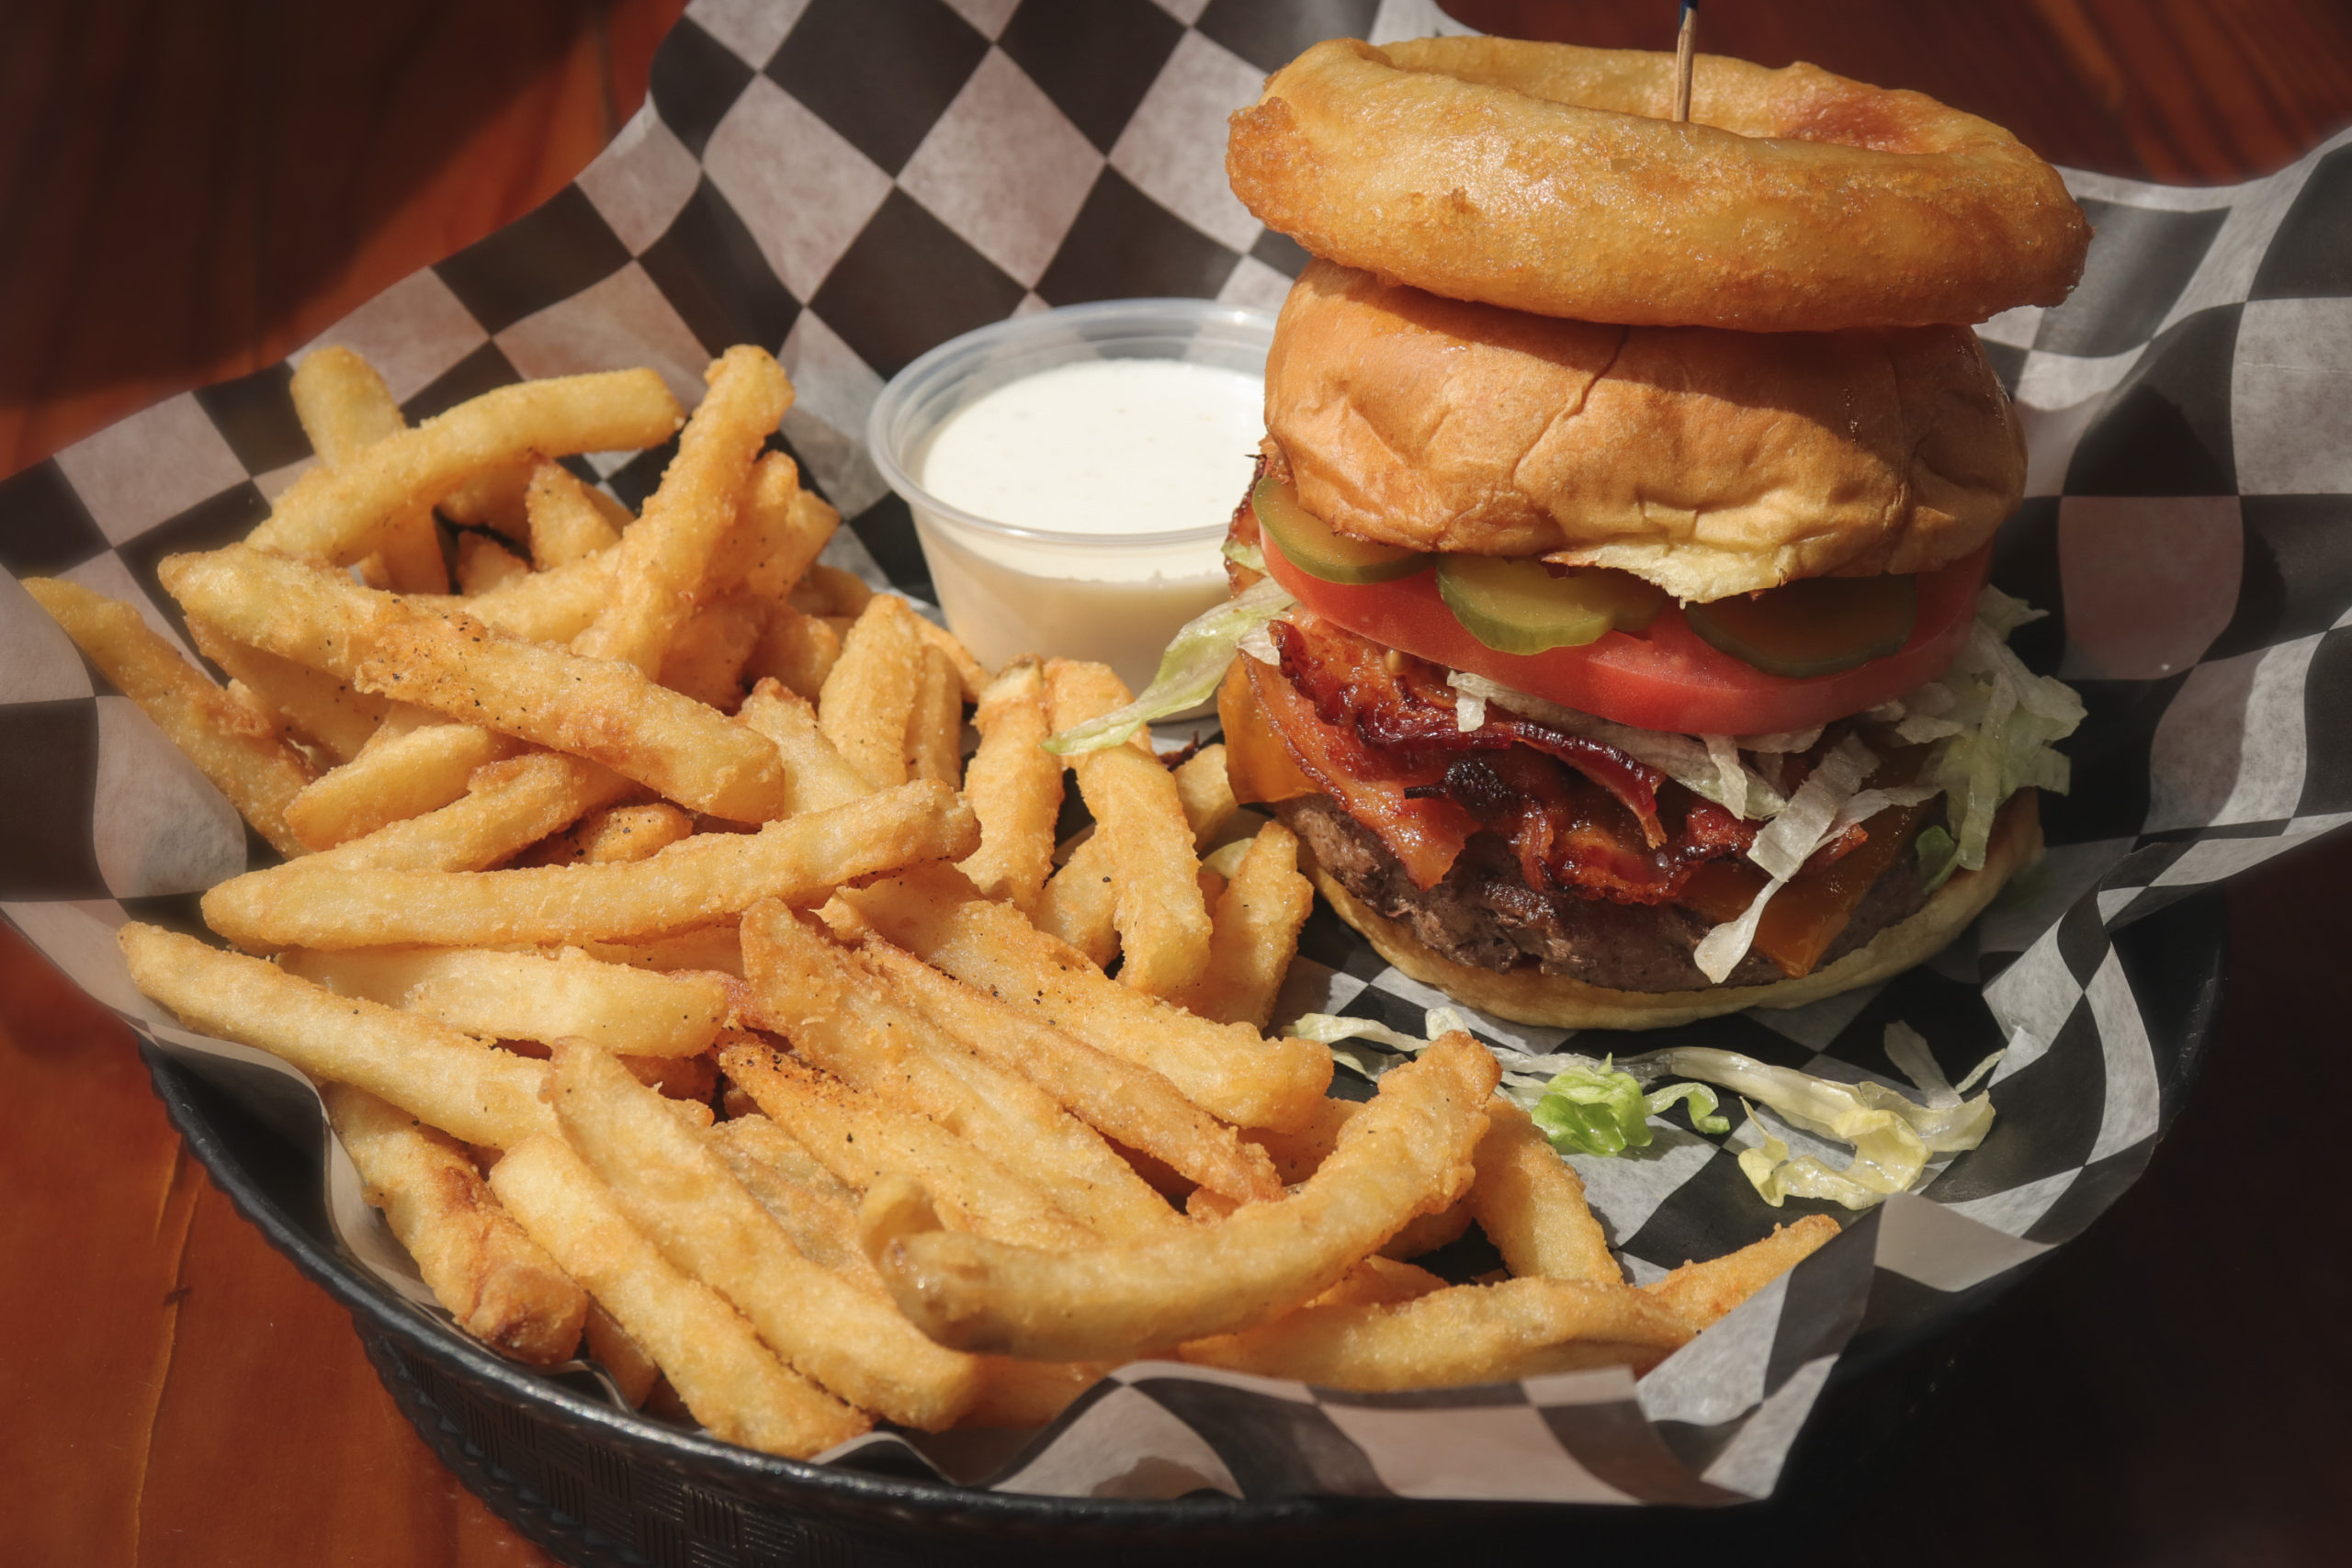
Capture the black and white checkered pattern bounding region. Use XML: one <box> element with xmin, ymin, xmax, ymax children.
<box><xmin>4</xmin><ymin>0</ymin><xmax>2348</xmax><ymax>1506</ymax></box>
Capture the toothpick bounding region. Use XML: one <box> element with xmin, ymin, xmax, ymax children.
<box><xmin>1673</xmin><ymin>2</ymin><xmax>1698</xmax><ymax>122</ymax></box>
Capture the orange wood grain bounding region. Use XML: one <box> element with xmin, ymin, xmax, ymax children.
<box><xmin>0</xmin><ymin>0</ymin><xmax>677</xmax><ymax>475</ymax></box>
<box><xmin>1451</xmin><ymin>0</ymin><xmax>2352</xmax><ymax>179</ymax></box>
<box><xmin>3</xmin><ymin>4</ymin><xmax>2349</xmax><ymax>1565</ymax></box>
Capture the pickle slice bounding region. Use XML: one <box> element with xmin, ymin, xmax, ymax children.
<box><xmin>1253</xmin><ymin>476</ymin><xmax>1430</xmax><ymax>584</ymax></box>
<box><xmin>1685</xmin><ymin>575</ymin><xmax>1918</xmax><ymax>678</ymax></box>
<box><xmin>1435</xmin><ymin>556</ymin><xmax>1668</xmax><ymax>655</ymax></box>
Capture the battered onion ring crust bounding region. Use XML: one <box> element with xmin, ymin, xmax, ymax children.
<box><xmin>1229</xmin><ymin>38</ymin><xmax>2091</xmax><ymax>332</ymax></box>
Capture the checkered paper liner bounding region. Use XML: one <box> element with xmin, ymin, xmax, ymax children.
<box><xmin>4</xmin><ymin>0</ymin><xmax>2348</xmax><ymax>1508</ymax></box>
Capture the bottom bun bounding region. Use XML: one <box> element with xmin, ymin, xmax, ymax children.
<box><xmin>1303</xmin><ymin>791</ymin><xmax>2043</xmax><ymax>1032</ymax></box>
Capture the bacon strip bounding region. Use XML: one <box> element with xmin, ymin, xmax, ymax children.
<box><xmin>1272</xmin><ymin>615</ymin><xmax>1672</xmax><ymax>845</ymax></box>
<box><xmin>1261</xmin><ymin>614</ymin><xmax>1771</xmax><ymax>907</ymax></box>
<box><xmin>1245</xmin><ymin>659</ymin><xmax>1476</xmax><ymax>889</ymax></box>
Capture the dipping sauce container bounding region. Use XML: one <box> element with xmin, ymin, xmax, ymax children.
<box><xmin>866</xmin><ymin>299</ymin><xmax>1274</xmax><ymax>695</ymax></box>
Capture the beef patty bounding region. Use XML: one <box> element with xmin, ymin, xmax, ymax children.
<box><xmin>1276</xmin><ymin>792</ymin><xmax>1935</xmax><ymax>993</ymax></box>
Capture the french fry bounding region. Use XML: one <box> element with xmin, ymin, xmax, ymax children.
<box><xmin>623</xmin><ymin>1050</ymin><xmax>719</xmax><ymax>1102</ymax></box>
<box><xmin>288</xmin><ymin>345</ymin><xmax>447</xmax><ymax>593</ymax></box>
<box><xmin>307</xmin><ymin>752</ymin><xmax>634</xmax><ymax>874</ymax></box>
<box><xmin>738</xmin><ymin>902</ymin><xmax>1174</xmax><ymax>1239</ymax></box>
<box><xmin>854</xmin><ymin>934</ymin><xmax>1283</xmax><ymax>1203</ymax></box>
<box><xmin>1035</xmin><ymin>852</ymin><xmax>1119</xmax><ymax>969</ymax></box>
<box><xmin>1046</xmin><ymin>660</ymin><xmax>1210</xmax><ymax>997</ymax></box>
<box><xmin>582</xmin><ymin>1302</ymin><xmax>662</xmax><ymax>1407</ymax></box>
<box><xmin>1471</xmin><ymin>1099</ymin><xmax>1623</xmax><ymax>1286</ymax></box>
<box><xmin>904</xmin><ymin>644</ymin><xmax>964</xmax><ymax>789</ymax></box>
<box><xmin>320</xmin><ymin>1082</ymin><xmax>586</xmax><ymax>1365</ymax></box>
<box><xmin>735</xmin><ymin>680</ymin><xmax>870</xmax><ymax>814</ymax></box>
<box><xmin>522</xmin><ymin>801</ymin><xmax>695</xmax><ymax>866</ymax></box>
<box><xmin>487</xmin><ymin>1134</ymin><xmax>868</xmax><ymax>1456</ymax></box>
<box><xmin>956</xmin><ymin>658</ymin><xmax>1060</xmax><ymax>913</ymax></box>
<box><xmin>283</xmin><ymin>946</ymin><xmax>728</xmax><ymax>1057</ymax></box>
<box><xmin>707</xmin><ymin>1116</ymin><xmax>875</xmax><ymax>1280</ymax></box>
<box><xmin>281</xmin><ymin>723</ymin><xmax>521</xmax><ymax>851</ymax></box>
<box><xmin>818</xmin><ymin>595</ymin><xmax>925</xmax><ymax>790</ymax></box>
<box><xmin>119</xmin><ymin>924</ymin><xmax>553</xmax><ymax>1148</ymax></box>
<box><xmin>1178</xmin><ymin>1274</ymin><xmax>1693</xmax><ymax>1390</ymax></box>
<box><xmin>203</xmin><ymin>780</ymin><xmax>977</xmax><ymax>951</ymax></box>
<box><xmin>250</xmin><ymin>370</ymin><xmax>680</xmax><ymax>564</ymax></box>
<box><xmin>446</xmin><ymin>549</ymin><xmax>616</xmax><ymax>643</ymax></box>
<box><xmin>707</xmin><ymin>452</ymin><xmax>834</xmax><ymax>603</ymax></box>
<box><xmin>1314</xmin><ymin>1255</ymin><xmax>1450</xmax><ymax>1310</ymax></box>
<box><xmin>456</xmin><ymin>532</ymin><xmax>532</xmax><ymax>595</ymax></box>
<box><xmin>1381</xmin><ymin>1195</ymin><xmax>1476</xmax><ymax>1260</ymax></box>
<box><xmin>1641</xmin><ymin>1215</ymin><xmax>1841</xmax><ymax>1334</ymax></box>
<box><xmin>572</xmin><ymin>348</ymin><xmax>792</xmax><ymax>673</ymax></box>
<box><xmin>577</xmin><ymin>923</ymin><xmax>746</xmax><ymax>980</ymax></box>
<box><xmin>1236</xmin><ymin>1095</ymin><xmax>1467</xmax><ymax>1260</ymax></box>
<box><xmin>1245</xmin><ymin>1096</ymin><xmax>1358</xmax><ymax>1186</ymax></box>
<box><xmin>1169</xmin><ymin>821</ymin><xmax>1314</xmax><ymax>1029</ymax></box>
<box><xmin>23</xmin><ymin>577</ymin><xmax>314</xmax><ymax>857</ymax></box>
<box><xmin>843</xmin><ymin>864</ymin><xmax>1333</xmax><ymax>1133</ymax></box>
<box><xmin>792</xmin><ymin>563</ymin><xmax>874</xmax><ymax>620</ymax></box>
<box><xmin>160</xmin><ymin>545</ymin><xmax>794</xmax><ymax>821</ymax></box>
<box><xmin>718</xmin><ymin>1041</ymin><xmax>1095</xmax><ymax>1251</ymax></box>
<box><xmin>435</xmin><ymin>459</ymin><xmax>536</xmax><ymax>538</ymax></box>
<box><xmin>1037</xmin><ymin>745</ymin><xmax>1234</xmax><ymax>970</ymax></box>
<box><xmin>526</xmin><ymin>459</ymin><xmax>624</xmax><ymax>569</ymax></box>
<box><xmin>548</xmin><ymin>1043</ymin><xmax>981</xmax><ymax>1429</ymax></box>
<box><xmin>742</xmin><ymin>605</ymin><xmax>841</xmax><ymax>701</ymax></box>
<box><xmin>187</xmin><ymin>617</ymin><xmax>388</xmax><ymax>763</ymax></box>
<box><xmin>657</xmin><ymin>593</ymin><xmax>769</xmax><ymax>713</ymax></box>
<box><xmin>709</xmin><ymin>1111</ymin><xmax>859</xmax><ymax>1209</ymax></box>
<box><xmin>912</xmin><ymin>618</ymin><xmax>986</xmax><ymax>705</ymax></box>
<box><xmin>1173</xmin><ymin>744</ymin><xmax>1240</xmax><ymax>842</ymax></box>
<box><xmin>861</xmin><ymin>1035</ymin><xmax>1498</xmax><ymax>1360</ymax></box>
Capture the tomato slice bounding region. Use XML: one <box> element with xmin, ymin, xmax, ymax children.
<box><xmin>1260</xmin><ymin>531</ymin><xmax>1991</xmax><ymax>737</ymax></box>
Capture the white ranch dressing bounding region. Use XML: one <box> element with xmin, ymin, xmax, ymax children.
<box><xmin>921</xmin><ymin>359</ymin><xmax>1263</xmax><ymax>550</ymax></box>
<box><xmin>911</xmin><ymin>358</ymin><xmax>1262</xmax><ymax>694</ymax></box>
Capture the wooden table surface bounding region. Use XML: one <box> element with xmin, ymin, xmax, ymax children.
<box><xmin>4</xmin><ymin>3</ymin><xmax>2349</xmax><ymax>1563</ymax></box>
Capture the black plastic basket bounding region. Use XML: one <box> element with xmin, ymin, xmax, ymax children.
<box><xmin>136</xmin><ymin>886</ymin><xmax>2227</xmax><ymax>1567</ymax></box>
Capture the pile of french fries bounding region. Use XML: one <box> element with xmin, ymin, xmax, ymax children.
<box><xmin>30</xmin><ymin>345</ymin><xmax>1837</xmax><ymax>1458</ymax></box>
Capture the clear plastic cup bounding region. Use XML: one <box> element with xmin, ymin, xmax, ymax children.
<box><xmin>865</xmin><ymin>298</ymin><xmax>1274</xmax><ymax>696</ymax></box>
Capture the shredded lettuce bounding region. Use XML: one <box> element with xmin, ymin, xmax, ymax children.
<box><xmin>1643</xmin><ymin>1028</ymin><xmax>2001</xmax><ymax>1209</ymax></box>
<box><xmin>1200</xmin><ymin>837</ymin><xmax>1255</xmax><ymax>879</ymax></box>
<box><xmin>1531</xmin><ymin>1059</ymin><xmax>1729</xmax><ymax>1156</ymax></box>
<box><xmin>1692</xmin><ymin>735</ymin><xmax>1880</xmax><ymax>981</ymax></box>
<box><xmin>1914</xmin><ymin>823</ymin><xmax>1961</xmax><ymax>893</ymax></box>
<box><xmin>1737</xmin><ymin>725</ymin><xmax>1824</xmax><ymax>755</ymax></box>
<box><xmin>1445</xmin><ymin>671</ymin><xmax>1787</xmax><ymax>820</ymax></box>
<box><xmin>1222</xmin><ymin>539</ymin><xmax>1266</xmax><ymax>573</ymax></box>
<box><xmin>1286</xmin><ymin>1007</ymin><xmax>1474</xmax><ymax>1087</ymax></box>
<box><xmin>1917</xmin><ymin>587</ymin><xmax>2084</xmax><ymax>871</ymax></box>
<box><xmin>1288</xmin><ymin>1012</ymin><xmax>1731</xmax><ymax>1155</ymax></box>
<box><xmin>1829</xmin><ymin>784</ymin><xmax>1942</xmax><ymax>837</ymax></box>
<box><xmin>1044</xmin><ymin>577</ymin><xmax>1295</xmax><ymax>755</ymax></box>
<box><xmin>1693</xmin><ymin>877</ymin><xmax>1785</xmax><ymax>984</ymax></box>
<box><xmin>1284</xmin><ymin>1013</ymin><xmax>1992</xmax><ymax>1209</ymax></box>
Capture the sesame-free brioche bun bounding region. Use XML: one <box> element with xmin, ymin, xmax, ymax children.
<box><xmin>1265</xmin><ymin>259</ymin><xmax>2027</xmax><ymax>604</ymax></box>
<box><xmin>1301</xmin><ymin>791</ymin><xmax>2041</xmax><ymax>1032</ymax></box>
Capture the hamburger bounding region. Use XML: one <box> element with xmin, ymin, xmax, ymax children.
<box><xmin>1079</xmin><ymin>42</ymin><xmax>2089</xmax><ymax>1031</ymax></box>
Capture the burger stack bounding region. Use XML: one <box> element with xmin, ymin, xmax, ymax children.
<box><xmin>1192</xmin><ymin>36</ymin><xmax>2092</xmax><ymax>1029</ymax></box>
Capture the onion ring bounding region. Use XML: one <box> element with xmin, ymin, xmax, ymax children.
<box><xmin>1227</xmin><ymin>38</ymin><xmax>2091</xmax><ymax>332</ymax></box>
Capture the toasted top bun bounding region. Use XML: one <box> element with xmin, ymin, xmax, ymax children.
<box><xmin>1266</xmin><ymin>259</ymin><xmax>2027</xmax><ymax>603</ymax></box>
<box><xmin>1303</xmin><ymin>792</ymin><xmax>2042</xmax><ymax>1032</ymax></box>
